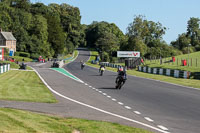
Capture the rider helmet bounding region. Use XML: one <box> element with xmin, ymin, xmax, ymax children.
<box><xmin>119</xmin><ymin>67</ymin><xmax>123</xmax><ymax>71</ymax></box>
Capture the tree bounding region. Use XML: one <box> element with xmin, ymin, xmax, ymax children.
<box><xmin>85</xmin><ymin>21</ymin><xmax>125</xmax><ymax>61</ymax></box>
<box><xmin>0</xmin><ymin>11</ymin><xmax>12</xmax><ymax>30</ymax></box>
<box><xmin>49</xmin><ymin>3</ymin><xmax>85</xmax><ymax>49</ymax></box>
<box><xmin>47</xmin><ymin>14</ymin><xmax>65</xmax><ymax>57</ymax></box>
<box><xmin>95</xmin><ymin>32</ymin><xmax>119</xmax><ymax>61</ymax></box>
<box><xmin>126</xmin><ymin>37</ymin><xmax>147</xmax><ymax>57</ymax></box>
<box><xmin>171</xmin><ymin>33</ymin><xmax>190</xmax><ymax>50</ymax></box>
<box><xmin>186</xmin><ymin>17</ymin><xmax>200</xmax><ymax>47</ymax></box>
<box><xmin>31</xmin><ymin>14</ymin><xmax>51</xmax><ymax>57</ymax></box>
<box><xmin>11</xmin><ymin>0</ymin><xmax>31</xmax><ymax>12</ymax></box>
<box><xmin>126</xmin><ymin>15</ymin><xmax>168</xmax><ymax>58</ymax></box>
<box><xmin>127</xmin><ymin>15</ymin><xmax>166</xmax><ymax>44</ymax></box>
<box><xmin>86</xmin><ymin>21</ymin><xmax>124</xmax><ymax>47</ymax></box>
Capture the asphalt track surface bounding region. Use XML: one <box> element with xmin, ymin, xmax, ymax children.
<box><xmin>0</xmin><ymin>49</ymin><xmax>200</xmax><ymax>133</ymax></box>
<box><xmin>64</xmin><ymin>49</ymin><xmax>200</xmax><ymax>133</ymax></box>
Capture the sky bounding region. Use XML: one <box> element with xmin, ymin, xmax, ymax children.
<box><xmin>31</xmin><ymin>0</ymin><xmax>200</xmax><ymax>44</ymax></box>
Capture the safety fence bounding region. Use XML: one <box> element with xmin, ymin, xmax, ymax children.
<box><xmin>144</xmin><ymin>57</ymin><xmax>200</xmax><ymax>67</ymax></box>
<box><xmin>0</xmin><ymin>63</ymin><xmax>10</xmax><ymax>74</ymax></box>
<box><xmin>99</xmin><ymin>62</ymin><xmax>200</xmax><ymax>79</ymax></box>
<box><xmin>138</xmin><ymin>66</ymin><xmax>191</xmax><ymax>79</ymax></box>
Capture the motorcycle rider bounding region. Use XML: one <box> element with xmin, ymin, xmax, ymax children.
<box><xmin>99</xmin><ymin>64</ymin><xmax>105</xmax><ymax>76</ymax></box>
<box><xmin>116</xmin><ymin>66</ymin><xmax>127</xmax><ymax>85</ymax></box>
<box><xmin>80</xmin><ymin>60</ymin><xmax>85</xmax><ymax>70</ymax></box>
<box><xmin>99</xmin><ymin>64</ymin><xmax>105</xmax><ymax>73</ymax></box>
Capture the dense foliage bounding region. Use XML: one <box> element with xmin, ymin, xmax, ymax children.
<box><xmin>171</xmin><ymin>17</ymin><xmax>200</xmax><ymax>53</ymax></box>
<box><xmin>85</xmin><ymin>21</ymin><xmax>126</xmax><ymax>61</ymax></box>
<box><xmin>0</xmin><ymin>0</ymin><xmax>85</xmax><ymax>58</ymax></box>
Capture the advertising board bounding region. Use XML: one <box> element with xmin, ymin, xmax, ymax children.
<box><xmin>117</xmin><ymin>51</ymin><xmax>140</xmax><ymax>57</ymax></box>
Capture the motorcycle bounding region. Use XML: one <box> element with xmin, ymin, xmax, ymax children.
<box><xmin>100</xmin><ymin>67</ymin><xmax>105</xmax><ymax>76</ymax></box>
<box><xmin>115</xmin><ymin>75</ymin><xmax>126</xmax><ymax>89</ymax></box>
<box><xmin>81</xmin><ymin>63</ymin><xmax>85</xmax><ymax>70</ymax></box>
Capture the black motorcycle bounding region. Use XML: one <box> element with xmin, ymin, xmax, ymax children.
<box><xmin>115</xmin><ymin>75</ymin><xmax>126</xmax><ymax>89</ymax></box>
<box><xmin>81</xmin><ymin>63</ymin><xmax>85</xmax><ymax>70</ymax></box>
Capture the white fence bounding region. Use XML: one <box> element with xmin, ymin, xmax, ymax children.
<box><xmin>0</xmin><ymin>64</ymin><xmax>10</xmax><ymax>74</ymax></box>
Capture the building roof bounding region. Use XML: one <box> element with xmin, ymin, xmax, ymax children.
<box><xmin>0</xmin><ymin>32</ymin><xmax>16</xmax><ymax>41</ymax></box>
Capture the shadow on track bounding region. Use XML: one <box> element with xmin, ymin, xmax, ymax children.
<box><xmin>98</xmin><ymin>87</ymin><xmax>117</xmax><ymax>90</ymax></box>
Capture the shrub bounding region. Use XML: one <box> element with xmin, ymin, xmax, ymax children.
<box><xmin>30</xmin><ymin>53</ymin><xmax>40</xmax><ymax>59</ymax></box>
<box><xmin>102</xmin><ymin>52</ymin><xmax>110</xmax><ymax>62</ymax></box>
<box><xmin>18</xmin><ymin>52</ymin><xmax>30</xmax><ymax>58</ymax></box>
<box><xmin>14</xmin><ymin>52</ymin><xmax>20</xmax><ymax>56</ymax></box>
<box><xmin>110</xmin><ymin>57</ymin><xmax>118</xmax><ymax>63</ymax></box>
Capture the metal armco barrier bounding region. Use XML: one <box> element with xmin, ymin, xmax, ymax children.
<box><xmin>138</xmin><ymin>66</ymin><xmax>191</xmax><ymax>79</ymax></box>
<box><xmin>0</xmin><ymin>64</ymin><xmax>10</xmax><ymax>74</ymax></box>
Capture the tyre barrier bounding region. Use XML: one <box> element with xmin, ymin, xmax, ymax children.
<box><xmin>99</xmin><ymin>62</ymin><xmax>122</xmax><ymax>69</ymax></box>
<box><xmin>0</xmin><ymin>63</ymin><xmax>10</xmax><ymax>74</ymax></box>
<box><xmin>138</xmin><ymin>66</ymin><xmax>191</xmax><ymax>79</ymax></box>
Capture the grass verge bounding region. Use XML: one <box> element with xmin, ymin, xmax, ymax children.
<box><xmin>64</xmin><ymin>50</ymin><xmax>79</xmax><ymax>64</ymax></box>
<box><xmin>143</xmin><ymin>51</ymin><xmax>200</xmax><ymax>72</ymax></box>
<box><xmin>0</xmin><ymin>108</ymin><xmax>153</xmax><ymax>133</ymax></box>
<box><xmin>0</xmin><ymin>70</ymin><xmax>57</xmax><ymax>103</ymax></box>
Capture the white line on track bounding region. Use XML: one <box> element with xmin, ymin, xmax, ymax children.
<box><xmin>125</xmin><ymin>106</ymin><xmax>132</xmax><ymax>109</ymax></box>
<box><xmin>107</xmin><ymin>95</ymin><xmax>111</xmax><ymax>98</ymax></box>
<box><xmin>118</xmin><ymin>102</ymin><xmax>124</xmax><ymax>105</ymax></box>
<box><xmin>112</xmin><ymin>98</ymin><xmax>117</xmax><ymax>101</ymax></box>
<box><xmin>134</xmin><ymin>111</ymin><xmax>141</xmax><ymax>115</ymax></box>
<box><xmin>157</xmin><ymin>125</ymin><xmax>169</xmax><ymax>131</ymax></box>
<box><xmin>144</xmin><ymin>117</ymin><xmax>154</xmax><ymax>122</ymax></box>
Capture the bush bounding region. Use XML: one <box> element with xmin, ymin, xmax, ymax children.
<box><xmin>14</xmin><ymin>52</ymin><xmax>20</xmax><ymax>56</ymax></box>
<box><xmin>30</xmin><ymin>53</ymin><xmax>40</xmax><ymax>59</ymax></box>
<box><xmin>110</xmin><ymin>57</ymin><xmax>118</xmax><ymax>63</ymax></box>
<box><xmin>18</xmin><ymin>52</ymin><xmax>30</xmax><ymax>58</ymax></box>
<box><xmin>182</xmin><ymin>46</ymin><xmax>196</xmax><ymax>54</ymax></box>
<box><xmin>102</xmin><ymin>52</ymin><xmax>110</xmax><ymax>62</ymax></box>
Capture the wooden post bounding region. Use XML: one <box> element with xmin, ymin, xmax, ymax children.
<box><xmin>177</xmin><ymin>58</ymin><xmax>178</xmax><ymax>66</ymax></box>
<box><xmin>196</xmin><ymin>58</ymin><xmax>198</xmax><ymax>67</ymax></box>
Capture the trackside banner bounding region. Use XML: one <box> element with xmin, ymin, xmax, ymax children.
<box><xmin>117</xmin><ymin>51</ymin><xmax>140</xmax><ymax>57</ymax></box>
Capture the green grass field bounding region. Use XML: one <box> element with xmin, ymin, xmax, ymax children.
<box><xmin>0</xmin><ymin>70</ymin><xmax>56</xmax><ymax>103</ymax></box>
<box><xmin>143</xmin><ymin>51</ymin><xmax>200</xmax><ymax>72</ymax></box>
<box><xmin>0</xmin><ymin>108</ymin><xmax>152</xmax><ymax>133</ymax></box>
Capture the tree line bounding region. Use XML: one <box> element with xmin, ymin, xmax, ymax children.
<box><xmin>0</xmin><ymin>0</ymin><xmax>85</xmax><ymax>58</ymax></box>
<box><xmin>85</xmin><ymin>15</ymin><xmax>200</xmax><ymax>62</ymax></box>
<box><xmin>0</xmin><ymin>0</ymin><xmax>199</xmax><ymax>61</ymax></box>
